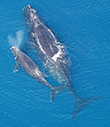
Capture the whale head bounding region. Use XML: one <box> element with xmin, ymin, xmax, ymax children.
<box><xmin>23</xmin><ymin>5</ymin><xmax>32</xmax><ymax>22</ymax></box>
<box><xmin>10</xmin><ymin>46</ymin><xmax>19</xmax><ymax>58</ymax></box>
<box><xmin>23</xmin><ymin>5</ymin><xmax>40</xmax><ymax>28</ymax></box>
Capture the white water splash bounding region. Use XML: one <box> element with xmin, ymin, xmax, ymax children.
<box><xmin>8</xmin><ymin>30</ymin><xmax>24</xmax><ymax>49</ymax></box>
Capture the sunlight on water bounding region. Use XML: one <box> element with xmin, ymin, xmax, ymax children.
<box><xmin>8</xmin><ymin>30</ymin><xmax>24</xmax><ymax>49</ymax></box>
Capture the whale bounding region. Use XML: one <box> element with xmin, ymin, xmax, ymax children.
<box><xmin>10</xmin><ymin>46</ymin><xmax>64</xmax><ymax>102</ymax></box>
<box><xmin>23</xmin><ymin>5</ymin><xmax>102</xmax><ymax>119</ymax></box>
<box><xmin>23</xmin><ymin>5</ymin><xmax>69</xmax><ymax>86</ymax></box>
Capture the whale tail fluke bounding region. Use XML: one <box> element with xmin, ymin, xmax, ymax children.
<box><xmin>50</xmin><ymin>85</ymin><xmax>65</xmax><ymax>102</ymax></box>
<box><xmin>73</xmin><ymin>96</ymin><xmax>103</xmax><ymax>120</ymax></box>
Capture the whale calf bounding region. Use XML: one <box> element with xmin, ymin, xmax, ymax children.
<box><xmin>10</xmin><ymin>46</ymin><xmax>64</xmax><ymax>102</ymax></box>
<box><xmin>23</xmin><ymin>5</ymin><xmax>102</xmax><ymax>119</ymax></box>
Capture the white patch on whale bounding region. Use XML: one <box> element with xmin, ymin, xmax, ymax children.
<box><xmin>35</xmin><ymin>68</ymin><xmax>41</xmax><ymax>76</ymax></box>
<box><xmin>36</xmin><ymin>37</ymin><xmax>46</xmax><ymax>54</ymax></box>
<box><xmin>52</xmin><ymin>48</ymin><xmax>63</xmax><ymax>62</ymax></box>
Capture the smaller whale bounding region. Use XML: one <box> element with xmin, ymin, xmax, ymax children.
<box><xmin>10</xmin><ymin>46</ymin><xmax>64</xmax><ymax>102</ymax></box>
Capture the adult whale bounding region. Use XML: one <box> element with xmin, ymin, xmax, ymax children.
<box><xmin>10</xmin><ymin>46</ymin><xmax>63</xmax><ymax>102</ymax></box>
<box><xmin>23</xmin><ymin>5</ymin><xmax>70</xmax><ymax>87</ymax></box>
<box><xmin>23</xmin><ymin>5</ymin><xmax>101</xmax><ymax>119</ymax></box>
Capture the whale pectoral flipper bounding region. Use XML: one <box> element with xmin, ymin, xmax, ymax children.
<box><xmin>13</xmin><ymin>62</ymin><xmax>20</xmax><ymax>73</ymax></box>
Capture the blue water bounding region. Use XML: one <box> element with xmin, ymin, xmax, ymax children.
<box><xmin>0</xmin><ymin>0</ymin><xmax>110</xmax><ymax>127</ymax></box>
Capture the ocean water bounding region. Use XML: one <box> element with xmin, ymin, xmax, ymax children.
<box><xmin>0</xmin><ymin>0</ymin><xmax>110</xmax><ymax>127</ymax></box>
